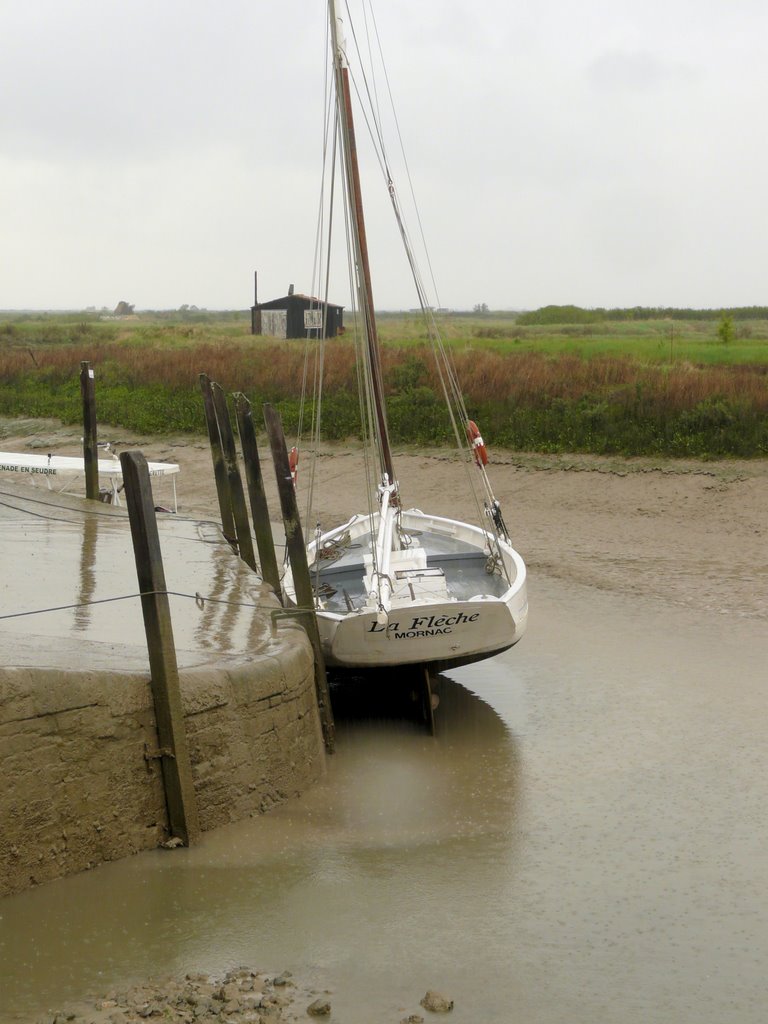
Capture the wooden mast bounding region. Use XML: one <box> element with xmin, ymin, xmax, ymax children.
<box><xmin>328</xmin><ymin>0</ymin><xmax>396</xmax><ymax>490</ymax></box>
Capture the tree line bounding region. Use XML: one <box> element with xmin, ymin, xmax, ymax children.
<box><xmin>517</xmin><ymin>305</ymin><xmax>768</xmax><ymax>325</ymax></box>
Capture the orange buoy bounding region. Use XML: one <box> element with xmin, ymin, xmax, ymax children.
<box><xmin>466</xmin><ymin>420</ymin><xmax>488</xmax><ymax>466</ymax></box>
<box><xmin>289</xmin><ymin>446</ymin><xmax>299</xmax><ymax>486</ymax></box>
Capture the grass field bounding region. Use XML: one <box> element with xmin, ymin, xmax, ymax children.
<box><xmin>377</xmin><ymin>312</ymin><xmax>768</xmax><ymax>366</ymax></box>
<box><xmin>1</xmin><ymin>309</ymin><xmax>766</xmax><ymax>457</ymax></box>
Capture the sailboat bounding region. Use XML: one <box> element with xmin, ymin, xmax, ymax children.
<box><xmin>282</xmin><ymin>0</ymin><xmax>528</xmax><ymax>671</ymax></box>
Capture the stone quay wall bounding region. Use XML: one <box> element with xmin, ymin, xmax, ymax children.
<box><xmin>0</xmin><ymin>629</ymin><xmax>325</xmax><ymax>899</ymax></box>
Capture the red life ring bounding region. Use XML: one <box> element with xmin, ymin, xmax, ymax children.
<box><xmin>466</xmin><ymin>420</ymin><xmax>488</xmax><ymax>466</ymax></box>
<box><xmin>289</xmin><ymin>446</ymin><xmax>299</xmax><ymax>486</ymax></box>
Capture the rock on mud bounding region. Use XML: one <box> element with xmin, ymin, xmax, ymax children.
<box><xmin>420</xmin><ymin>989</ymin><xmax>454</xmax><ymax>1013</ymax></box>
<box><xmin>36</xmin><ymin>967</ymin><xmax>308</xmax><ymax>1024</ymax></box>
<box><xmin>306</xmin><ymin>997</ymin><xmax>332</xmax><ymax>1016</ymax></box>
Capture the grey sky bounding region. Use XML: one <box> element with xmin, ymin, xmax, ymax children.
<box><xmin>1</xmin><ymin>0</ymin><xmax>766</xmax><ymax>311</ymax></box>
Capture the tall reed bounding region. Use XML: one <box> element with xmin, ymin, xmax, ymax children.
<box><xmin>0</xmin><ymin>337</ymin><xmax>766</xmax><ymax>456</ymax></box>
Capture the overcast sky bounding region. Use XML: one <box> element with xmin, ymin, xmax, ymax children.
<box><xmin>2</xmin><ymin>0</ymin><xmax>766</xmax><ymax>311</ymax></box>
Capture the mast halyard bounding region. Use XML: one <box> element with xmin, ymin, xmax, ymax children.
<box><xmin>328</xmin><ymin>0</ymin><xmax>396</xmax><ymax>494</ymax></box>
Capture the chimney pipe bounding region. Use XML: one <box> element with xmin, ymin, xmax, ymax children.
<box><xmin>288</xmin><ymin>283</ymin><xmax>294</xmax><ymax>296</ymax></box>
<box><xmin>254</xmin><ymin>271</ymin><xmax>258</xmax><ymax>305</ymax></box>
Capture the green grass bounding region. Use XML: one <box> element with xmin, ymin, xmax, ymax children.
<box><xmin>6</xmin><ymin>309</ymin><xmax>768</xmax><ymax>365</ymax></box>
<box><xmin>373</xmin><ymin>313</ymin><xmax>768</xmax><ymax>365</ymax></box>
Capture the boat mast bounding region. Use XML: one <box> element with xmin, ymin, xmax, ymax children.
<box><xmin>328</xmin><ymin>0</ymin><xmax>396</xmax><ymax>490</ymax></box>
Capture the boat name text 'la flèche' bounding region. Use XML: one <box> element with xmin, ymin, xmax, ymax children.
<box><xmin>368</xmin><ymin>611</ymin><xmax>480</xmax><ymax>639</ymax></box>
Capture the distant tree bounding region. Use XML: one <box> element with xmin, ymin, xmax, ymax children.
<box><xmin>517</xmin><ymin>304</ymin><xmax>768</xmax><ymax>324</ymax></box>
<box><xmin>473</xmin><ymin>302</ymin><xmax>489</xmax><ymax>315</ymax></box>
<box><xmin>114</xmin><ymin>300</ymin><xmax>135</xmax><ymax>316</ymax></box>
<box><xmin>717</xmin><ymin>312</ymin><xmax>735</xmax><ymax>344</ymax></box>
<box><xmin>518</xmin><ymin>304</ymin><xmax>604</xmax><ymax>326</ymax></box>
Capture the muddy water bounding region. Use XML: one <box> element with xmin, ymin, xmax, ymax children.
<box><xmin>1</xmin><ymin>578</ymin><xmax>766</xmax><ymax>1023</ymax></box>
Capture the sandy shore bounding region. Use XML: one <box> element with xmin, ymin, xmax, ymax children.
<box><xmin>2</xmin><ymin>416</ymin><xmax>766</xmax><ymax>624</ymax></box>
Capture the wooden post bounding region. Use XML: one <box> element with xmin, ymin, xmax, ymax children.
<box><xmin>80</xmin><ymin>360</ymin><xmax>99</xmax><ymax>500</ymax></box>
<box><xmin>199</xmin><ymin>373</ymin><xmax>237</xmax><ymax>548</ymax></box>
<box><xmin>234</xmin><ymin>392</ymin><xmax>282</xmax><ymax>601</ymax></box>
<box><xmin>420</xmin><ymin>666</ymin><xmax>436</xmax><ymax>736</ymax></box>
<box><xmin>120</xmin><ymin>451</ymin><xmax>200</xmax><ymax>846</ymax></box>
<box><xmin>263</xmin><ymin>403</ymin><xmax>335</xmax><ymax>752</ymax></box>
<box><xmin>210</xmin><ymin>383</ymin><xmax>257</xmax><ymax>572</ymax></box>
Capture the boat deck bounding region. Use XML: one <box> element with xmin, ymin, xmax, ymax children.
<box><xmin>311</xmin><ymin>531</ymin><xmax>509</xmax><ymax>614</ymax></box>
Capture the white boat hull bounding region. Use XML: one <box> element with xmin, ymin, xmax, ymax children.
<box><xmin>285</xmin><ymin>508</ymin><xmax>528</xmax><ymax>670</ymax></box>
<box><xmin>319</xmin><ymin>594</ymin><xmax>525</xmax><ymax>669</ymax></box>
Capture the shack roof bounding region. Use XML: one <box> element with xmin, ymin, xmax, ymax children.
<box><xmin>257</xmin><ymin>293</ymin><xmax>344</xmax><ymax>311</ymax></box>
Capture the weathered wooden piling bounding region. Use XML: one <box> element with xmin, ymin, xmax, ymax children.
<box><xmin>210</xmin><ymin>383</ymin><xmax>257</xmax><ymax>572</ymax></box>
<box><xmin>80</xmin><ymin>360</ymin><xmax>99</xmax><ymax>500</ymax></box>
<box><xmin>234</xmin><ymin>392</ymin><xmax>282</xmax><ymax>601</ymax></box>
<box><xmin>199</xmin><ymin>373</ymin><xmax>237</xmax><ymax>548</ymax></box>
<box><xmin>120</xmin><ymin>450</ymin><xmax>200</xmax><ymax>846</ymax></box>
<box><xmin>420</xmin><ymin>666</ymin><xmax>436</xmax><ymax>736</ymax></box>
<box><xmin>263</xmin><ymin>403</ymin><xmax>335</xmax><ymax>752</ymax></box>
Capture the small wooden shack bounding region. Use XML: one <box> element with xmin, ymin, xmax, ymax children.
<box><xmin>250</xmin><ymin>274</ymin><xmax>344</xmax><ymax>339</ymax></box>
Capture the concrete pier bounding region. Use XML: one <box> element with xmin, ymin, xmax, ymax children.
<box><xmin>0</xmin><ymin>482</ymin><xmax>325</xmax><ymax>898</ymax></box>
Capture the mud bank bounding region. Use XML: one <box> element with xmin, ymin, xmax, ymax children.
<box><xmin>3</xmin><ymin>417</ymin><xmax>765</xmax><ymax>623</ymax></box>
<box><xmin>22</xmin><ymin>966</ymin><xmax>331</xmax><ymax>1024</ymax></box>
<box><xmin>21</xmin><ymin>965</ymin><xmax>452</xmax><ymax>1024</ymax></box>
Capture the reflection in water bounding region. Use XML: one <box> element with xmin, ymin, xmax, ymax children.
<box><xmin>0</xmin><ymin>494</ymin><xmax>272</xmax><ymax>661</ymax></box>
<box><xmin>1</xmin><ymin>578</ymin><xmax>767</xmax><ymax>1024</ymax></box>
<box><xmin>73</xmin><ymin>515</ymin><xmax>98</xmax><ymax>631</ymax></box>
<box><xmin>0</xmin><ymin>675</ymin><xmax>520</xmax><ymax>1023</ymax></box>
<box><xmin>193</xmin><ymin>542</ymin><xmax>231</xmax><ymax>650</ymax></box>
<box><xmin>326</xmin><ymin>671</ymin><xmax>523</xmax><ymax>845</ymax></box>
<box><xmin>189</xmin><ymin>541</ymin><xmax>264</xmax><ymax>655</ymax></box>
<box><xmin>211</xmin><ymin>555</ymin><xmax>242</xmax><ymax>653</ymax></box>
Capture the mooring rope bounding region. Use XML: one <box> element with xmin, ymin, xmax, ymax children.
<box><xmin>0</xmin><ymin>588</ymin><xmax>311</xmax><ymax>622</ymax></box>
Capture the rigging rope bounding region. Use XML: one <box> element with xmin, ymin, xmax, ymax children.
<box><xmin>302</xmin><ymin>13</ymin><xmax>337</xmax><ymax>532</ymax></box>
<box><xmin>334</xmin><ymin>6</ymin><xmax>490</xmax><ymax>529</ymax></box>
<box><xmin>298</xmin><ymin>0</ymin><xmax>515</xmax><ymax>586</ymax></box>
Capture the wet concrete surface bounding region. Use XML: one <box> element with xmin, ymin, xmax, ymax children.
<box><xmin>1</xmin><ymin>574</ymin><xmax>766</xmax><ymax>1023</ymax></box>
<box><xmin>0</xmin><ymin>483</ymin><xmax>274</xmax><ymax>670</ymax></box>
